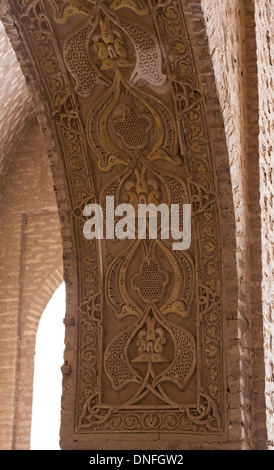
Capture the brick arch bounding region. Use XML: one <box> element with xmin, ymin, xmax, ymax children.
<box><xmin>0</xmin><ymin>20</ymin><xmax>35</xmax><ymax>194</ymax></box>
<box><xmin>13</xmin><ymin>268</ymin><xmax>64</xmax><ymax>450</ymax></box>
<box><xmin>0</xmin><ymin>1</ymin><xmax>78</xmax><ymax>451</ymax></box>
<box><xmin>0</xmin><ymin>0</ymin><xmax>268</xmax><ymax>450</ymax></box>
<box><xmin>0</xmin><ymin>113</ymin><xmax>64</xmax><ymax>450</ymax></box>
<box><xmin>201</xmin><ymin>0</ymin><xmax>267</xmax><ymax>449</ymax></box>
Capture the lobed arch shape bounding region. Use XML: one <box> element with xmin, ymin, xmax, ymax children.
<box><xmin>0</xmin><ymin>0</ymin><xmax>241</xmax><ymax>450</ymax></box>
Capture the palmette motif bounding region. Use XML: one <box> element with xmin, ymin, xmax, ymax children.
<box><xmin>12</xmin><ymin>0</ymin><xmax>223</xmax><ymax>435</ymax></box>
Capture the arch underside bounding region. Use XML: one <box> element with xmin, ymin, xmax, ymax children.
<box><xmin>5</xmin><ymin>0</ymin><xmax>237</xmax><ymax>447</ymax></box>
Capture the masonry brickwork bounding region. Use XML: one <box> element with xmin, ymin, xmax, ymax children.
<box><xmin>255</xmin><ymin>0</ymin><xmax>274</xmax><ymax>448</ymax></box>
<box><xmin>0</xmin><ymin>120</ymin><xmax>63</xmax><ymax>450</ymax></box>
<box><xmin>0</xmin><ymin>21</ymin><xmax>35</xmax><ymax>195</ymax></box>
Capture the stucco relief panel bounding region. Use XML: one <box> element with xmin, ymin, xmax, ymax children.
<box><xmin>12</xmin><ymin>0</ymin><xmax>225</xmax><ymax>437</ymax></box>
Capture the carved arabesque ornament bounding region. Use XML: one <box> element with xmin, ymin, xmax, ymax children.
<box><xmin>11</xmin><ymin>0</ymin><xmax>224</xmax><ymax>437</ymax></box>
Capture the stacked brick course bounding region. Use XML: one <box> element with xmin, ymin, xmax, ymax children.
<box><xmin>0</xmin><ymin>21</ymin><xmax>34</xmax><ymax>194</ymax></box>
<box><xmin>0</xmin><ymin>120</ymin><xmax>63</xmax><ymax>450</ymax></box>
<box><xmin>255</xmin><ymin>0</ymin><xmax>274</xmax><ymax>448</ymax></box>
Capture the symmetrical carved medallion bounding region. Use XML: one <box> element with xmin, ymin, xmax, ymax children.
<box><xmin>11</xmin><ymin>0</ymin><xmax>224</xmax><ymax>438</ymax></box>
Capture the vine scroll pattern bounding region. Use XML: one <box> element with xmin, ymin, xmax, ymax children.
<box><xmin>12</xmin><ymin>0</ymin><xmax>224</xmax><ymax>436</ymax></box>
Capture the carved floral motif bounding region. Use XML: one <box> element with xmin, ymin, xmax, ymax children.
<box><xmin>11</xmin><ymin>0</ymin><xmax>224</xmax><ymax>436</ymax></box>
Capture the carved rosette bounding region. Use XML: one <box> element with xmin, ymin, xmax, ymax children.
<box><xmin>11</xmin><ymin>0</ymin><xmax>224</xmax><ymax>436</ymax></box>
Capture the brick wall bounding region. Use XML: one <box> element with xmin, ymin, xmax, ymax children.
<box><xmin>0</xmin><ymin>120</ymin><xmax>63</xmax><ymax>450</ymax></box>
<box><xmin>200</xmin><ymin>0</ymin><xmax>249</xmax><ymax>447</ymax></box>
<box><xmin>255</xmin><ymin>0</ymin><xmax>274</xmax><ymax>448</ymax></box>
<box><xmin>201</xmin><ymin>0</ymin><xmax>267</xmax><ymax>449</ymax></box>
<box><xmin>0</xmin><ymin>21</ymin><xmax>35</xmax><ymax>195</ymax></box>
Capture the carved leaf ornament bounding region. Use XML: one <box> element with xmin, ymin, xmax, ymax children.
<box><xmin>13</xmin><ymin>0</ymin><xmax>223</xmax><ymax>435</ymax></box>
